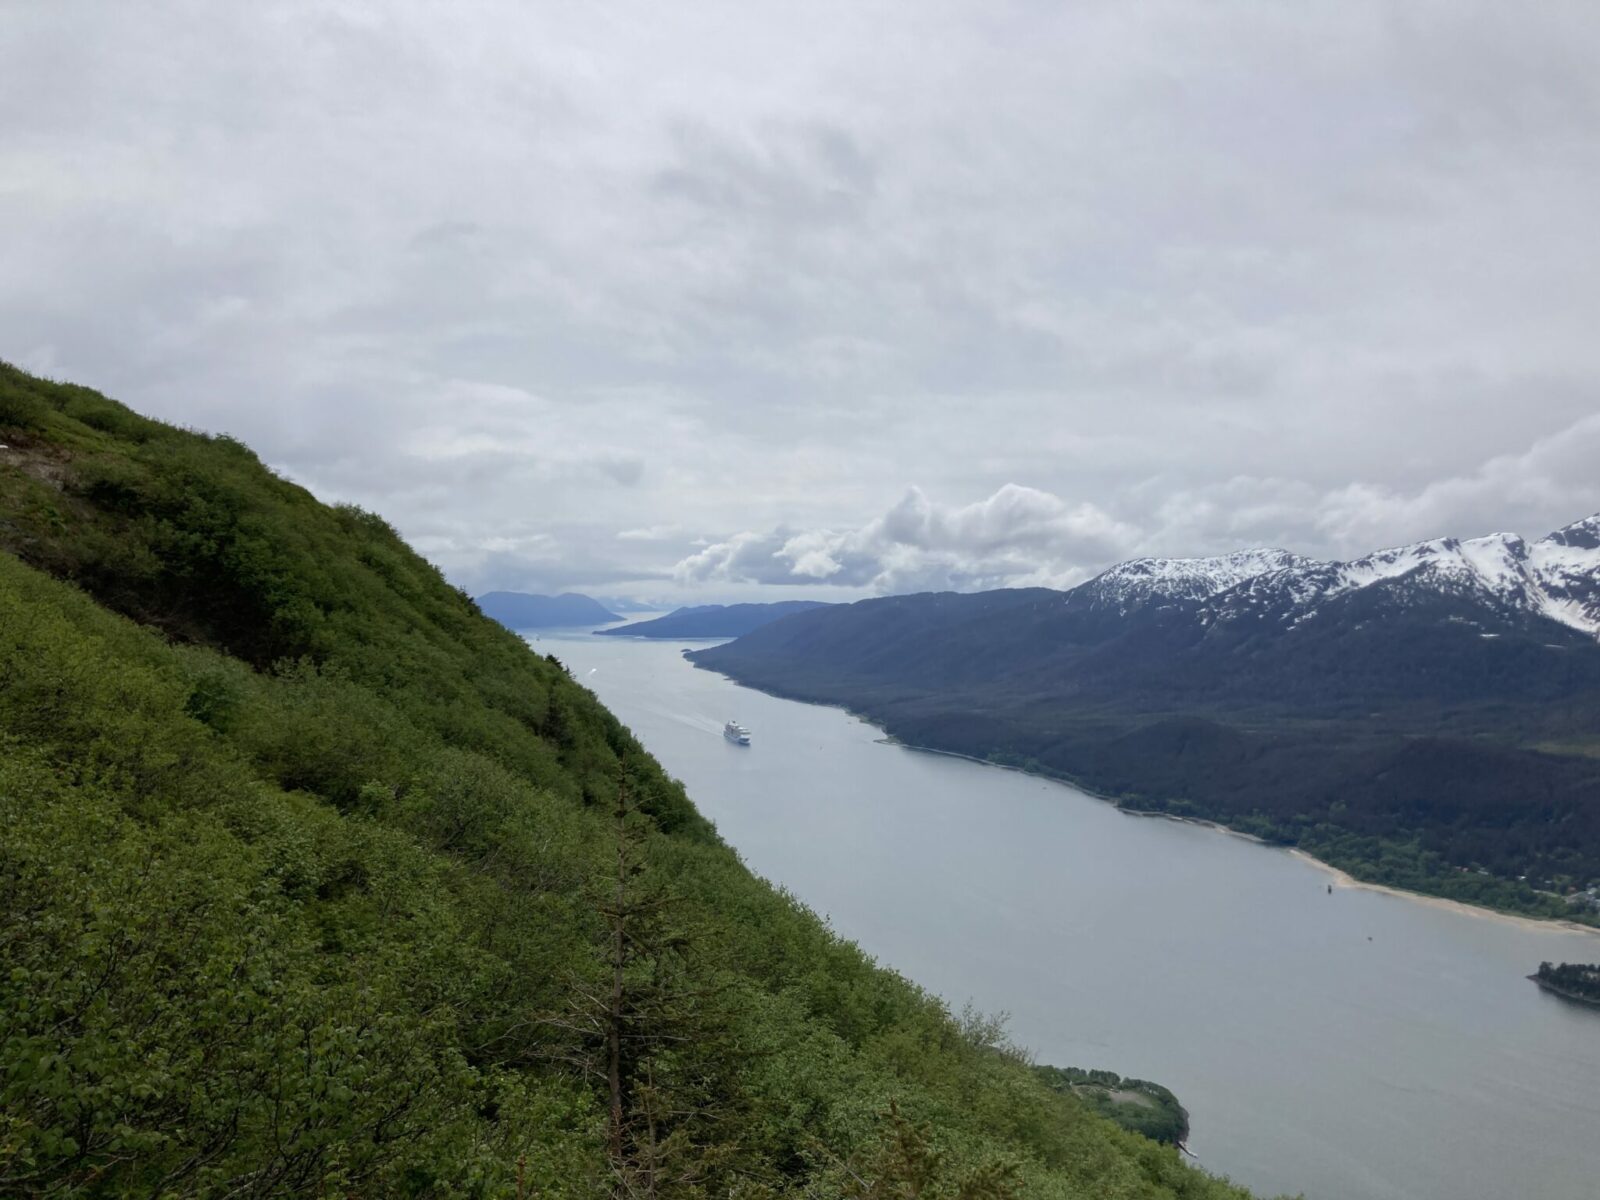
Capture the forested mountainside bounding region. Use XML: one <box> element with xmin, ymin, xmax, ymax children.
<box><xmin>0</xmin><ymin>361</ymin><xmax>1258</xmax><ymax>1198</ymax></box>
<box><xmin>692</xmin><ymin>531</ymin><xmax>1600</xmax><ymax>922</ymax></box>
<box><xmin>596</xmin><ymin>601</ymin><xmax>831</xmax><ymax>639</ymax></box>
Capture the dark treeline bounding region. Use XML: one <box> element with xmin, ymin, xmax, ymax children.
<box><xmin>1533</xmin><ymin>962</ymin><xmax>1600</xmax><ymax>1005</ymax></box>
<box><xmin>1032</xmin><ymin>1068</ymin><xmax>1189</xmax><ymax>1148</ymax></box>
<box><xmin>0</xmin><ymin>363</ymin><xmax>1258</xmax><ymax>1198</ymax></box>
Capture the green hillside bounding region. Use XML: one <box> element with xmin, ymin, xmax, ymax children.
<box><xmin>0</xmin><ymin>362</ymin><xmax>1259</xmax><ymax>1198</ymax></box>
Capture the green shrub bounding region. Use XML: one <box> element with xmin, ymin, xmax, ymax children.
<box><xmin>0</xmin><ymin>364</ymin><xmax>1260</xmax><ymax>1198</ymax></box>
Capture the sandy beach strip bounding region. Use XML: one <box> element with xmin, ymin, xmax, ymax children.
<box><xmin>1288</xmin><ymin>849</ymin><xmax>1600</xmax><ymax>937</ymax></box>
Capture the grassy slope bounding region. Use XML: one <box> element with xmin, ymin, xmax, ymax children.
<box><xmin>0</xmin><ymin>362</ymin><xmax>1261</xmax><ymax>1198</ymax></box>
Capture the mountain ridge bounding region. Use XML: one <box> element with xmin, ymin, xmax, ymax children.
<box><xmin>692</xmin><ymin>513</ymin><xmax>1600</xmax><ymax>918</ymax></box>
<box><xmin>595</xmin><ymin>599</ymin><xmax>832</xmax><ymax>638</ymax></box>
<box><xmin>1083</xmin><ymin>515</ymin><xmax>1600</xmax><ymax>636</ymax></box>
<box><xmin>476</xmin><ymin>589</ymin><xmax>621</xmax><ymax>629</ymax></box>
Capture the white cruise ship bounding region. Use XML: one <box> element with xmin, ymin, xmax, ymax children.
<box><xmin>723</xmin><ymin>719</ymin><xmax>750</xmax><ymax>745</ymax></box>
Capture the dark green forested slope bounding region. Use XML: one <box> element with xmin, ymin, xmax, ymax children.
<box><xmin>692</xmin><ymin>587</ymin><xmax>1600</xmax><ymax>922</ymax></box>
<box><xmin>0</xmin><ymin>362</ymin><xmax>1260</xmax><ymax>1198</ymax></box>
<box><xmin>1532</xmin><ymin>962</ymin><xmax>1600</xmax><ymax>1006</ymax></box>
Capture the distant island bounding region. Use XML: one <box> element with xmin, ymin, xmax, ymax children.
<box><xmin>476</xmin><ymin>590</ymin><xmax>620</xmax><ymax>630</ymax></box>
<box><xmin>1531</xmin><ymin>962</ymin><xmax>1600</xmax><ymax>1007</ymax></box>
<box><xmin>595</xmin><ymin>600</ymin><xmax>830</xmax><ymax>638</ymax></box>
<box><xmin>1033</xmin><ymin>1066</ymin><xmax>1189</xmax><ymax>1147</ymax></box>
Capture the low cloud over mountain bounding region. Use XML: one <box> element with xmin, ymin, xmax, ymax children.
<box><xmin>674</xmin><ymin>485</ymin><xmax>1136</xmax><ymax>593</ymax></box>
<box><xmin>671</xmin><ymin>416</ymin><xmax>1600</xmax><ymax>597</ymax></box>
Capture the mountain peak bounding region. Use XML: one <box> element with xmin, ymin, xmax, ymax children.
<box><xmin>1540</xmin><ymin>512</ymin><xmax>1600</xmax><ymax>551</ymax></box>
<box><xmin>1179</xmin><ymin>518</ymin><xmax>1600</xmax><ymax>637</ymax></box>
<box><xmin>1086</xmin><ymin>547</ymin><xmax>1315</xmax><ymax>608</ymax></box>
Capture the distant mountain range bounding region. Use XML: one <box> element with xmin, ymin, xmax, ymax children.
<box><xmin>692</xmin><ymin>515</ymin><xmax>1600</xmax><ymax>920</ymax></box>
<box><xmin>476</xmin><ymin>591</ymin><xmax>621</xmax><ymax>629</ymax></box>
<box><xmin>1099</xmin><ymin>519</ymin><xmax>1600</xmax><ymax>636</ymax></box>
<box><xmin>596</xmin><ymin>600</ymin><xmax>831</xmax><ymax>639</ymax></box>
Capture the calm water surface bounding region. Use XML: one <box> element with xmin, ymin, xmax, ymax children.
<box><xmin>543</xmin><ymin>630</ymin><xmax>1600</xmax><ymax>1200</ymax></box>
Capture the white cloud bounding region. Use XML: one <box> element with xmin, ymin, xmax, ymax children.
<box><xmin>3</xmin><ymin>3</ymin><xmax>1599</xmax><ymax>600</ymax></box>
<box><xmin>616</xmin><ymin>524</ymin><xmax>684</xmax><ymax>542</ymax></box>
<box><xmin>672</xmin><ymin>415</ymin><xmax>1600</xmax><ymax>596</ymax></box>
<box><xmin>1313</xmin><ymin>413</ymin><xmax>1600</xmax><ymax>554</ymax></box>
<box><xmin>675</xmin><ymin>484</ymin><xmax>1139</xmax><ymax>593</ymax></box>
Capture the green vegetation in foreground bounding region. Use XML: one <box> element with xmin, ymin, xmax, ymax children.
<box><xmin>1532</xmin><ymin>962</ymin><xmax>1600</xmax><ymax>1007</ymax></box>
<box><xmin>0</xmin><ymin>361</ymin><xmax>1261</xmax><ymax>1197</ymax></box>
<box><xmin>1032</xmin><ymin>1069</ymin><xmax>1189</xmax><ymax>1148</ymax></box>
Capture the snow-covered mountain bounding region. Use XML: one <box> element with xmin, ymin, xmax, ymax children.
<box><xmin>1530</xmin><ymin>514</ymin><xmax>1600</xmax><ymax>634</ymax></box>
<box><xmin>694</xmin><ymin>513</ymin><xmax>1600</xmax><ymax>906</ymax></box>
<box><xmin>1082</xmin><ymin>514</ymin><xmax>1600</xmax><ymax>637</ymax></box>
<box><xmin>1079</xmin><ymin>547</ymin><xmax>1314</xmax><ymax>608</ymax></box>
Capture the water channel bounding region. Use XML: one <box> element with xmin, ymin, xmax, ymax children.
<box><xmin>545</xmin><ymin>630</ymin><xmax>1600</xmax><ymax>1200</ymax></box>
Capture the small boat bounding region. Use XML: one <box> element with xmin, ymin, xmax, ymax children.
<box><xmin>723</xmin><ymin>719</ymin><xmax>750</xmax><ymax>745</ymax></box>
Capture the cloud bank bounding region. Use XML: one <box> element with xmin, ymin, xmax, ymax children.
<box><xmin>673</xmin><ymin>412</ymin><xmax>1600</xmax><ymax>595</ymax></box>
<box><xmin>675</xmin><ymin>485</ymin><xmax>1137</xmax><ymax>592</ymax></box>
<box><xmin>3</xmin><ymin>3</ymin><xmax>1599</xmax><ymax>601</ymax></box>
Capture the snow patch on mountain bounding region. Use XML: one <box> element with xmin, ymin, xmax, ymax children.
<box><xmin>1528</xmin><ymin>514</ymin><xmax>1600</xmax><ymax>633</ymax></box>
<box><xmin>1083</xmin><ymin>547</ymin><xmax>1315</xmax><ymax>609</ymax></box>
<box><xmin>1330</xmin><ymin>533</ymin><xmax>1536</xmax><ymax>608</ymax></box>
<box><xmin>1070</xmin><ymin>514</ymin><xmax>1600</xmax><ymax>637</ymax></box>
<box><xmin>1197</xmin><ymin>517</ymin><xmax>1600</xmax><ymax>635</ymax></box>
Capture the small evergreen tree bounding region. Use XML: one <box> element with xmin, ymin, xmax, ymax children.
<box><xmin>839</xmin><ymin>1102</ymin><xmax>1021</xmax><ymax>1200</ymax></box>
<box><xmin>546</xmin><ymin>770</ymin><xmax>738</xmax><ymax>1197</ymax></box>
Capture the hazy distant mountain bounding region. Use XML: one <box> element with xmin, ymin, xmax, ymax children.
<box><xmin>594</xmin><ymin>595</ymin><xmax>664</xmax><ymax>613</ymax></box>
<box><xmin>693</xmin><ymin>515</ymin><xmax>1600</xmax><ymax>917</ymax></box>
<box><xmin>596</xmin><ymin>600</ymin><xmax>831</xmax><ymax>638</ymax></box>
<box><xmin>476</xmin><ymin>591</ymin><xmax>621</xmax><ymax>629</ymax></box>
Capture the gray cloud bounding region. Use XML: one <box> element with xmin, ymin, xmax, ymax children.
<box><xmin>673</xmin><ymin>415</ymin><xmax>1600</xmax><ymax>595</ymax></box>
<box><xmin>3</xmin><ymin>3</ymin><xmax>1599</xmax><ymax>602</ymax></box>
<box><xmin>676</xmin><ymin>486</ymin><xmax>1137</xmax><ymax>592</ymax></box>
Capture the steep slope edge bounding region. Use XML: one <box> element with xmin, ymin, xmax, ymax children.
<box><xmin>0</xmin><ymin>363</ymin><xmax>1254</xmax><ymax>1198</ymax></box>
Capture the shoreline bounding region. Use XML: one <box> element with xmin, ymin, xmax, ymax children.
<box><xmin>916</xmin><ymin>732</ymin><xmax>1600</xmax><ymax>936</ymax></box>
<box><xmin>687</xmin><ymin>659</ymin><xmax>1600</xmax><ymax>939</ymax></box>
<box><xmin>1528</xmin><ymin>975</ymin><xmax>1600</xmax><ymax>1007</ymax></box>
<box><xmin>879</xmin><ymin>732</ymin><xmax>1600</xmax><ymax>935</ymax></box>
<box><xmin>876</xmin><ymin>736</ymin><xmax>1280</xmax><ymax>845</ymax></box>
<box><xmin>1286</xmin><ymin>849</ymin><xmax>1600</xmax><ymax>936</ymax></box>
<box><xmin>910</xmin><ymin>734</ymin><xmax>1600</xmax><ymax>934</ymax></box>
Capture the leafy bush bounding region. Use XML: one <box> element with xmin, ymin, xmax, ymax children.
<box><xmin>0</xmin><ymin>362</ymin><xmax>1260</xmax><ymax>1198</ymax></box>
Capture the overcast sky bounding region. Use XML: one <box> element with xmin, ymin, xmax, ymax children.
<box><xmin>4</xmin><ymin>2</ymin><xmax>1599</xmax><ymax>603</ymax></box>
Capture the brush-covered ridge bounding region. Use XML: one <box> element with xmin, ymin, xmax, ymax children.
<box><xmin>0</xmin><ymin>362</ymin><xmax>1258</xmax><ymax>1198</ymax></box>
